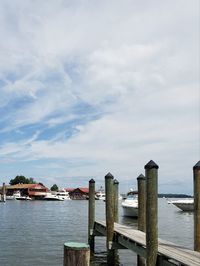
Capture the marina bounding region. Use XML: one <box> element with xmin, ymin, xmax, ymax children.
<box><xmin>0</xmin><ymin>1</ymin><xmax>198</xmax><ymax>265</ymax></box>
<box><xmin>0</xmin><ymin>161</ymin><xmax>199</xmax><ymax>265</ymax></box>
<box><xmin>0</xmin><ymin>197</ymin><xmax>195</xmax><ymax>266</ymax></box>
<box><xmin>87</xmin><ymin>162</ymin><xmax>200</xmax><ymax>266</ymax></box>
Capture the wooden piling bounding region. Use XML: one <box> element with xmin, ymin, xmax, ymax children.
<box><xmin>113</xmin><ymin>179</ymin><xmax>119</xmax><ymax>223</ymax></box>
<box><xmin>88</xmin><ymin>178</ymin><xmax>95</xmax><ymax>252</ymax></box>
<box><xmin>193</xmin><ymin>161</ymin><xmax>200</xmax><ymax>251</ymax></box>
<box><xmin>145</xmin><ymin>160</ymin><xmax>159</xmax><ymax>266</ymax></box>
<box><xmin>105</xmin><ymin>172</ymin><xmax>115</xmax><ymax>265</ymax></box>
<box><xmin>137</xmin><ymin>174</ymin><xmax>146</xmax><ymax>266</ymax></box>
<box><xmin>2</xmin><ymin>183</ymin><xmax>6</xmax><ymax>202</ymax></box>
<box><xmin>137</xmin><ymin>174</ymin><xmax>146</xmax><ymax>232</ymax></box>
<box><xmin>63</xmin><ymin>242</ymin><xmax>90</xmax><ymax>266</ymax></box>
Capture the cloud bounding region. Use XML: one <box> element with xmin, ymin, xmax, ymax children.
<box><xmin>0</xmin><ymin>0</ymin><xmax>199</xmax><ymax>193</ymax></box>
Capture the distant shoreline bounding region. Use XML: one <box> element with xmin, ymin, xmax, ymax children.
<box><xmin>158</xmin><ymin>193</ymin><xmax>192</xmax><ymax>198</ymax></box>
<box><xmin>120</xmin><ymin>193</ymin><xmax>193</xmax><ymax>199</ymax></box>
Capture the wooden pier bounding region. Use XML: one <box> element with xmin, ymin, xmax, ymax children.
<box><xmin>94</xmin><ymin>220</ymin><xmax>200</xmax><ymax>266</ymax></box>
<box><xmin>87</xmin><ymin>160</ymin><xmax>200</xmax><ymax>266</ymax></box>
<box><xmin>0</xmin><ymin>182</ymin><xmax>6</xmax><ymax>202</ymax></box>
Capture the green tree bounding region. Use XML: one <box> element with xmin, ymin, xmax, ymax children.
<box><xmin>9</xmin><ymin>175</ymin><xmax>36</xmax><ymax>185</ymax></box>
<box><xmin>50</xmin><ymin>184</ymin><xmax>58</xmax><ymax>191</ymax></box>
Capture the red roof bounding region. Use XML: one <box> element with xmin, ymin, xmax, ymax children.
<box><xmin>65</xmin><ymin>187</ymin><xmax>89</xmax><ymax>193</ymax></box>
<box><xmin>65</xmin><ymin>188</ymin><xmax>76</xmax><ymax>192</ymax></box>
<box><xmin>4</xmin><ymin>183</ymin><xmax>48</xmax><ymax>190</ymax></box>
<box><xmin>79</xmin><ymin>187</ymin><xmax>89</xmax><ymax>193</ymax></box>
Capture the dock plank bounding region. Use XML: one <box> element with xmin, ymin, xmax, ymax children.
<box><xmin>94</xmin><ymin>220</ymin><xmax>200</xmax><ymax>266</ymax></box>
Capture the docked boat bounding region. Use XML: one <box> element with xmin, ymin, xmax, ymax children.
<box><xmin>56</xmin><ymin>191</ymin><xmax>71</xmax><ymax>200</ymax></box>
<box><xmin>122</xmin><ymin>194</ymin><xmax>138</xmax><ymax>217</ymax></box>
<box><xmin>16</xmin><ymin>195</ymin><xmax>32</xmax><ymax>201</ymax></box>
<box><xmin>96</xmin><ymin>188</ymin><xmax>122</xmax><ymax>201</ymax></box>
<box><xmin>96</xmin><ymin>191</ymin><xmax>106</xmax><ymax>201</ymax></box>
<box><xmin>6</xmin><ymin>191</ymin><xmax>21</xmax><ymax>200</ymax></box>
<box><xmin>43</xmin><ymin>193</ymin><xmax>64</xmax><ymax>201</ymax></box>
<box><xmin>169</xmin><ymin>199</ymin><xmax>194</xmax><ymax>211</ymax></box>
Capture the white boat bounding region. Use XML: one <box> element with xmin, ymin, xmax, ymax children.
<box><xmin>56</xmin><ymin>191</ymin><xmax>71</xmax><ymax>200</ymax></box>
<box><xmin>122</xmin><ymin>194</ymin><xmax>138</xmax><ymax>217</ymax></box>
<box><xmin>96</xmin><ymin>191</ymin><xmax>106</xmax><ymax>201</ymax></box>
<box><xmin>43</xmin><ymin>193</ymin><xmax>64</xmax><ymax>201</ymax></box>
<box><xmin>6</xmin><ymin>191</ymin><xmax>21</xmax><ymax>200</ymax></box>
<box><xmin>16</xmin><ymin>195</ymin><xmax>32</xmax><ymax>201</ymax></box>
<box><xmin>169</xmin><ymin>199</ymin><xmax>194</xmax><ymax>211</ymax></box>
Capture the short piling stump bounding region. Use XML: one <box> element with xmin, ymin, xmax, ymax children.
<box><xmin>63</xmin><ymin>242</ymin><xmax>90</xmax><ymax>266</ymax></box>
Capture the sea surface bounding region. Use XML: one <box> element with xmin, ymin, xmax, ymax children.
<box><xmin>0</xmin><ymin>198</ymin><xmax>193</xmax><ymax>266</ymax></box>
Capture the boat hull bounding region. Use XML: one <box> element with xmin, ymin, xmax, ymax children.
<box><xmin>43</xmin><ymin>198</ymin><xmax>63</xmax><ymax>201</ymax></box>
<box><xmin>122</xmin><ymin>205</ymin><xmax>138</xmax><ymax>217</ymax></box>
<box><xmin>16</xmin><ymin>197</ymin><xmax>32</xmax><ymax>201</ymax></box>
<box><xmin>6</xmin><ymin>196</ymin><xmax>15</xmax><ymax>200</ymax></box>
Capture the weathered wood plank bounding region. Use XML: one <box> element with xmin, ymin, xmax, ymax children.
<box><xmin>94</xmin><ymin>220</ymin><xmax>200</xmax><ymax>266</ymax></box>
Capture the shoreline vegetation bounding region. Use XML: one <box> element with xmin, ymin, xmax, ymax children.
<box><xmin>120</xmin><ymin>193</ymin><xmax>193</xmax><ymax>199</ymax></box>
<box><xmin>158</xmin><ymin>193</ymin><xmax>192</xmax><ymax>198</ymax></box>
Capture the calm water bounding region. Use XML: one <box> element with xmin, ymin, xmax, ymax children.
<box><xmin>0</xmin><ymin>199</ymin><xmax>193</xmax><ymax>266</ymax></box>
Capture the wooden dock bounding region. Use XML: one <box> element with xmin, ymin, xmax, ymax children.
<box><xmin>94</xmin><ymin>220</ymin><xmax>200</xmax><ymax>266</ymax></box>
<box><xmin>87</xmin><ymin>162</ymin><xmax>200</xmax><ymax>265</ymax></box>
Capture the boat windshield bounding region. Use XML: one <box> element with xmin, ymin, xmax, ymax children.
<box><xmin>127</xmin><ymin>194</ymin><xmax>137</xmax><ymax>200</ymax></box>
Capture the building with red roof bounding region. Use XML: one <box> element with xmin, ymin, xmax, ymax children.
<box><xmin>3</xmin><ymin>183</ymin><xmax>49</xmax><ymax>200</ymax></box>
<box><xmin>68</xmin><ymin>187</ymin><xmax>89</xmax><ymax>200</ymax></box>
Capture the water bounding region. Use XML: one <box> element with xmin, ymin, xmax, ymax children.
<box><xmin>0</xmin><ymin>199</ymin><xmax>193</xmax><ymax>266</ymax></box>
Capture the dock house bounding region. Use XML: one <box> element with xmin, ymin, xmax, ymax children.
<box><xmin>4</xmin><ymin>183</ymin><xmax>49</xmax><ymax>199</ymax></box>
<box><xmin>68</xmin><ymin>187</ymin><xmax>89</xmax><ymax>200</ymax></box>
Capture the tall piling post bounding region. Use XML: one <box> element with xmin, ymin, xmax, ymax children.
<box><xmin>105</xmin><ymin>173</ymin><xmax>115</xmax><ymax>265</ymax></box>
<box><xmin>193</xmin><ymin>161</ymin><xmax>200</xmax><ymax>251</ymax></box>
<box><xmin>145</xmin><ymin>160</ymin><xmax>159</xmax><ymax>266</ymax></box>
<box><xmin>88</xmin><ymin>178</ymin><xmax>95</xmax><ymax>252</ymax></box>
<box><xmin>137</xmin><ymin>174</ymin><xmax>146</xmax><ymax>232</ymax></box>
<box><xmin>137</xmin><ymin>174</ymin><xmax>146</xmax><ymax>266</ymax></box>
<box><xmin>2</xmin><ymin>183</ymin><xmax>6</xmax><ymax>202</ymax></box>
<box><xmin>113</xmin><ymin>179</ymin><xmax>119</xmax><ymax>223</ymax></box>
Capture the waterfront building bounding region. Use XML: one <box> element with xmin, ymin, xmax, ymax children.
<box><xmin>1</xmin><ymin>183</ymin><xmax>49</xmax><ymax>200</ymax></box>
<box><xmin>68</xmin><ymin>187</ymin><xmax>89</xmax><ymax>200</ymax></box>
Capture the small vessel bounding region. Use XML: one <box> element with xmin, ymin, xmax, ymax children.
<box><xmin>96</xmin><ymin>191</ymin><xmax>106</xmax><ymax>201</ymax></box>
<box><xmin>96</xmin><ymin>186</ymin><xmax>106</xmax><ymax>200</ymax></box>
<box><xmin>56</xmin><ymin>191</ymin><xmax>71</xmax><ymax>200</ymax></box>
<box><xmin>169</xmin><ymin>199</ymin><xmax>194</xmax><ymax>211</ymax></box>
<box><xmin>43</xmin><ymin>193</ymin><xmax>64</xmax><ymax>201</ymax></box>
<box><xmin>6</xmin><ymin>191</ymin><xmax>21</xmax><ymax>200</ymax></box>
<box><xmin>122</xmin><ymin>194</ymin><xmax>138</xmax><ymax>217</ymax></box>
<box><xmin>121</xmin><ymin>188</ymin><xmax>138</xmax><ymax>217</ymax></box>
<box><xmin>16</xmin><ymin>195</ymin><xmax>32</xmax><ymax>201</ymax></box>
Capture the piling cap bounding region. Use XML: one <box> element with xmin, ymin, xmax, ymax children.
<box><xmin>89</xmin><ymin>178</ymin><xmax>95</xmax><ymax>183</ymax></box>
<box><xmin>144</xmin><ymin>160</ymin><xmax>159</xmax><ymax>169</ymax></box>
<box><xmin>193</xmin><ymin>161</ymin><xmax>200</xmax><ymax>170</ymax></box>
<box><xmin>137</xmin><ymin>174</ymin><xmax>145</xmax><ymax>180</ymax></box>
<box><xmin>64</xmin><ymin>242</ymin><xmax>89</xmax><ymax>249</ymax></box>
<box><xmin>105</xmin><ymin>172</ymin><xmax>114</xmax><ymax>179</ymax></box>
<box><xmin>114</xmin><ymin>179</ymin><xmax>119</xmax><ymax>184</ymax></box>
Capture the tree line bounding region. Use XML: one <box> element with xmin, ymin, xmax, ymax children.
<box><xmin>9</xmin><ymin>175</ymin><xmax>59</xmax><ymax>191</ymax></box>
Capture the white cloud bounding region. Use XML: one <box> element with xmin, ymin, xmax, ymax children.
<box><xmin>0</xmin><ymin>0</ymin><xmax>199</xmax><ymax>193</ymax></box>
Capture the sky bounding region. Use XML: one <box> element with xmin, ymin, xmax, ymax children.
<box><xmin>0</xmin><ymin>0</ymin><xmax>199</xmax><ymax>194</ymax></box>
